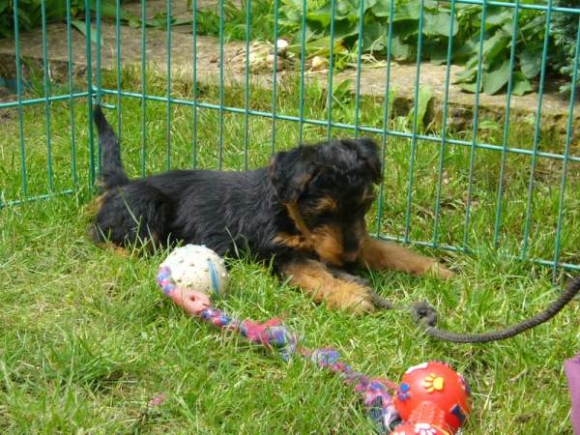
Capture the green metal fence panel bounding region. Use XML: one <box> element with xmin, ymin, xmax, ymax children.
<box><xmin>0</xmin><ymin>0</ymin><xmax>579</xmax><ymax>274</ymax></box>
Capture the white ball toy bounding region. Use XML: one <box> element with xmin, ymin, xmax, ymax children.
<box><xmin>159</xmin><ymin>244</ymin><xmax>229</xmax><ymax>297</ymax></box>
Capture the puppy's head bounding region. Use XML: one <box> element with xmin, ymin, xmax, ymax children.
<box><xmin>269</xmin><ymin>138</ymin><xmax>382</xmax><ymax>266</ymax></box>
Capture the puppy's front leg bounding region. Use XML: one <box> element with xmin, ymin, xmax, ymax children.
<box><xmin>358</xmin><ymin>237</ymin><xmax>454</xmax><ymax>279</ymax></box>
<box><xmin>279</xmin><ymin>259</ymin><xmax>375</xmax><ymax>314</ymax></box>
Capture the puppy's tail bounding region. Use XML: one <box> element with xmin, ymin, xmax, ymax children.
<box><xmin>93</xmin><ymin>104</ymin><xmax>130</xmax><ymax>189</ymax></box>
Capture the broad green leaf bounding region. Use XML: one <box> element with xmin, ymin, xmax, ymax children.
<box><xmin>361</xmin><ymin>22</ymin><xmax>384</xmax><ymax>52</ymax></box>
<box><xmin>408</xmin><ymin>84</ymin><xmax>433</xmax><ymax>130</ymax></box>
<box><xmin>390</xmin><ymin>33</ymin><xmax>413</xmax><ymax>61</ymax></box>
<box><xmin>482</xmin><ymin>31</ymin><xmax>509</xmax><ymax>64</ymax></box>
<box><xmin>307</xmin><ymin>5</ymin><xmax>334</xmax><ymax>27</ymax></box>
<box><xmin>371</xmin><ymin>0</ymin><xmax>393</xmax><ymax>18</ymax></box>
<box><xmin>392</xmin><ymin>3</ymin><xmax>420</xmax><ymax>22</ymax></box>
<box><xmin>428</xmin><ymin>43</ymin><xmax>451</xmax><ymax>65</ymax></box>
<box><xmin>458</xmin><ymin>81</ymin><xmax>480</xmax><ymax>93</ymax></box>
<box><xmin>455</xmin><ymin>63</ymin><xmax>478</xmax><ymax>83</ymax></box>
<box><xmin>482</xmin><ymin>59</ymin><xmax>511</xmax><ymax>95</ymax></box>
<box><xmin>521</xmin><ymin>13</ymin><xmax>545</xmax><ymax>32</ymax></box>
<box><xmin>423</xmin><ymin>11</ymin><xmax>458</xmax><ymax>37</ymax></box>
<box><xmin>512</xmin><ymin>72</ymin><xmax>533</xmax><ymax>96</ymax></box>
<box><xmin>520</xmin><ymin>48</ymin><xmax>542</xmax><ymax>79</ymax></box>
<box><xmin>71</xmin><ymin>19</ymin><xmax>103</xmax><ymax>47</ymax></box>
<box><xmin>484</xmin><ymin>7</ymin><xmax>510</xmax><ymax>28</ymax></box>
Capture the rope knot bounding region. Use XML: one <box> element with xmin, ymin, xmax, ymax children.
<box><xmin>412</xmin><ymin>301</ymin><xmax>438</xmax><ymax>327</ymax></box>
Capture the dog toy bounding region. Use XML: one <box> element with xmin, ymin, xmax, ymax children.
<box><xmin>392</xmin><ymin>361</ymin><xmax>470</xmax><ymax>434</ymax></box>
<box><xmin>158</xmin><ymin>244</ymin><xmax>228</xmax><ymax>297</ymax></box>
<box><xmin>157</xmin><ymin>262</ymin><xmax>471</xmax><ymax>433</ymax></box>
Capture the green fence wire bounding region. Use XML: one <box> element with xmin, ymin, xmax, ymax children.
<box><xmin>0</xmin><ymin>0</ymin><xmax>579</xmax><ymax>275</ymax></box>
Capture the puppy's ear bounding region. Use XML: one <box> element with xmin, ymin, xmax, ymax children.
<box><xmin>269</xmin><ymin>147</ymin><xmax>317</xmax><ymax>203</ymax></box>
<box><xmin>352</xmin><ymin>138</ymin><xmax>382</xmax><ymax>183</ymax></box>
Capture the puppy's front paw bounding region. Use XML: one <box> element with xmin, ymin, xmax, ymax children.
<box><xmin>428</xmin><ymin>262</ymin><xmax>455</xmax><ymax>280</ymax></box>
<box><xmin>326</xmin><ymin>282</ymin><xmax>376</xmax><ymax>314</ymax></box>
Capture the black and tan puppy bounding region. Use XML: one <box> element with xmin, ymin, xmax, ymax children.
<box><xmin>90</xmin><ymin>106</ymin><xmax>453</xmax><ymax>313</ymax></box>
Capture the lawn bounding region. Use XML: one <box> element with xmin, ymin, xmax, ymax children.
<box><xmin>1</xmin><ymin>68</ymin><xmax>579</xmax><ymax>434</ymax></box>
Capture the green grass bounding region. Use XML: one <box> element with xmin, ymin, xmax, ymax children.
<box><xmin>1</xmin><ymin>69</ymin><xmax>580</xmax><ymax>434</ymax></box>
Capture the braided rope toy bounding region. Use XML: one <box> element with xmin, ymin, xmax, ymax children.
<box><xmin>158</xmin><ymin>265</ymin><xmax>400</xmax><ymax>432</ymax></box>
<box><xmin>157</xmin><ymin>256</ymin><xmax>470</xmax><ymax>434</ymax></box>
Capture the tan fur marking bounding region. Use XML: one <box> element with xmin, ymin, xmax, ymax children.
<box><xmin>313</xmin><ymin>197</ymin><xmax>338</xmax><ymax>213</ymax></box>
<box><xmin>273</xmin><ymin>233</ymin><xmax>310</xmax><ymax>251</ymax></box>
<box><xmin>357</xmin><ymin>237</ymin><xmax>454</xmax><ymax>279</ymax></box>
<box><xmin>310</xmin><ymin>225</ymin><xmax>344</xmax><ymax>266</ymax></box>
<box><xmin>281</xmin><ymin>260</ymin><xmax>374</xmax><ymax>314</ymax></box>
<box><xmin>285</xmin><ymin>203</ymin><xmax>312</xmax><ymax>238</ymax></box>
<box><xmin>93</xmin><ymin>240</ymin><xmax>130</xmax><ymax>257</ymax></box>
<box><xmin>280</xmin><ymin>204</ymin><xmax>346</xmax><ymax>266</ymax></box>
<box><xmin>82</xmin><ymin>193</ymin><xmax>107</xmax><ymax>223</ymax></box>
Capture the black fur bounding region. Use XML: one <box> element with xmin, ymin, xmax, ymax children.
<box><xmin>90</xmin><ymin>106</ymin><xmax>381</xmax><ymax>271</ymax></box>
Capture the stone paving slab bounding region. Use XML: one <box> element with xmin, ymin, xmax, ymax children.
<box><xmin>0</xmin><ymin>12</ymin><xmax>577</xmax><ymax>137</ymax></box>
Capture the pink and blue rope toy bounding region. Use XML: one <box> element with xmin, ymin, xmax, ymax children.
<box><xmin>157</xmin><ymin>265</ymin><xmax>470</xmax><ymax>434</ymax></box>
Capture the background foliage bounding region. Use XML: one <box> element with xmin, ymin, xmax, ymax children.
<box><xmin>279</xmin><ymin>0</ymin><xmax>579</xmax><ymax>95</ymax></box>
<box><xmin>0</xmin><ymin>0</ymin><xmax>578</xmax><ymax>95</ymax></box>
<box><xmin>551</xmin><ymin>0</ymin><xmax>580</xmax><ymax>93</ymax></box>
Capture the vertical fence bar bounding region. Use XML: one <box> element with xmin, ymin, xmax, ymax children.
<box><xmin>65</xmin><ymin>0</ymin><xmax>78</xmax><ymax>189</ymax></box>
<box><xmin>116</xmin><ymin>0</ymin><xmax>123</xmax><ymax>144</ymax></box>
<box><xmin>552</xmin><ymin>15</ymin><xmax>580</xmax><ymax>277</ymax></box>
<box><xmin>353</xmin><ymin>0</ymin><xmax>365</xmax><ymax>138</ymax></box>
<box><xmin>192</xmin><ymin>0</ymin><xmax>199</xmax><ymax>168</ymax></box>
<box><xmin>270</xmin><ymin>0</ymin><xmax>280</xmax><ymax>155</ymax></box>
<box><xmin>375</xmin><ymin>0</ymin><xmax>396</xmax><ymax>237</ymax></box>
<box><xmin>95</xmin><ymin>0</ymin><xmax>102</xmax><ymax>176</ymax></box>
<box><xmin>493</xmin><ymin>0</ymin><xmax>521</xmax><ymax>247</ymax></box>
<box><xmin>12</xmin><ymin>0</ymin><xmax>28</xmax><ymax>199</ymax></box>
<box><xmin>462</xmin><ymin>0</ymin><xmax>488</xmax><ymax>251</ymax></box>
<box><xmin>243</xmin><ymin>0</ymin><xmax>252</xmax><ymax>169</ymax></box>
<box><xmin>165</xmin><ymin>0</ymin><xmax>172</xmax><ymax>170</ymax></box>
<box><xmin>95</xmin><ymin>0</ymin><xmax>102</xmax><ymax>100</ymax></box>
<box><xmin>166</xmin><ymin>0</ymin><xmax>172</xmax><ymax>171</ymax></box>
<box><xmin>522</xmin><ymin>0</ymin><xmax>554</xmax><ymax>260</ymax></box>
<box><xmin>141</xmin><ymin>0</ymin><xmax>147</xmax><ymax>177</ymax></box>
<box><xmin>297</xmin><ymin>0</ymin><xmax>307</xmax><ymax>144</ymax></box>
<box><xmin>432</xmin><ymin>0</ymin><xmax>457</xmax><ymax>248</ymax></box>
<box><xmin>85</xmin><ymin>0</ymin><xmax>96</xmax><ymax>187</ymax></box>
<box><xmin>41</xmin><ymin>0</ymin><xmax>54</xmax><ymax>193</ymax></box>
<box><xmin>403</xmin><ymin>0</ymin><xmax>426</xmax><ymax>244</ymax></box>
<box><xmin>325</xmin><ymin>0</ymin><xmax>337</xmax><ymax>141</ymax></box>
<box><xmin>218</xmin><ymin>0</ymin><xmax>225</xmax><ymax>169</ymax></box>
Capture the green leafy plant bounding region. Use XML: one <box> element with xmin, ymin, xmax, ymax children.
<box><xmin>550</xmin><ymin>0</ymin><xmax>579</xmax><ymax>94</ymax></box>
<box><xmin>407</xmin><ymin>84</ymin><xmax>432</xmax><ymax>131</ymax></box>
<box><xmin>278</xmin><ymin>0</ymin><xmax>575</xmax><ymax>96</ymax></box>
<box><xmin>454</xmin><ymin>6</ymin><xmax>544</xmax><ymax>95</ymax></box>
<box><xmin>280</xmin><ymin>0</ymin><xmax>457</xmax><ymax>62</ymax></box>
<box><xmin>191</xmin><ymin>0</ymin><xmax>277</xmax><ymax>42</ymax></box>
<box><xmin>0</xmin><ymin>0</ymin><xmax>141</xmax><ymax>39</ymax></box>
<box><xmin>0</xmin><ymin>0</ymin><xmax>81</xmax><ymax>38</ymax></box>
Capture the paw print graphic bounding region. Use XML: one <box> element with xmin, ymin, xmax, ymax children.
<box><xmin>397</xmin><ymin>382</ymin><xmax>412</xmax><ymax>402</ymax></box>
<box><xmin>414</xmin><ymin>422</ymin><xmax>439</xmax><ymax>435</ymax></box>
<box><xmin>423</xmin><ymin>372</ymin><xmax>445</xmax><ymax>393</ymax></box>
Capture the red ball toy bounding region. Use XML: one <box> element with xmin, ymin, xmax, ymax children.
<box><xmin>393</xmin><ymin>361</ymin><xmax>471</xmax><ymax>434</ymax></box>
<box><xmin>391</xmin><ymin>420</ymin><xmax>450</xmax><ymax>435</ymax></box>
